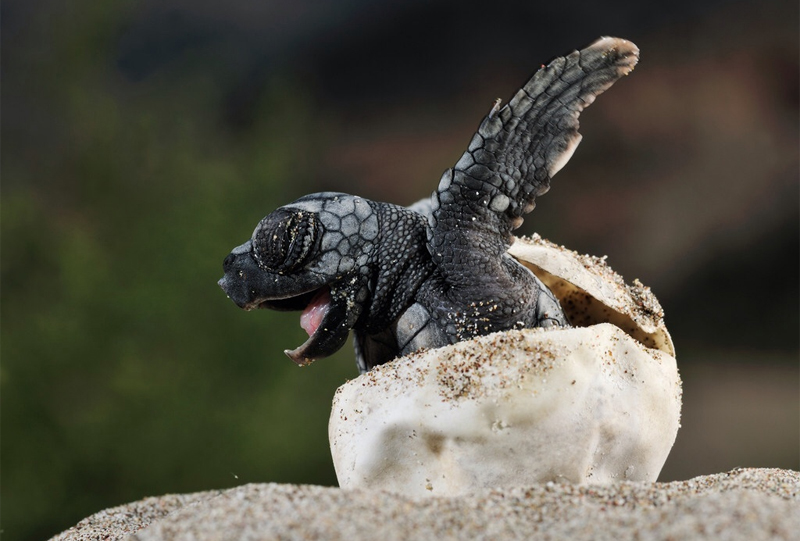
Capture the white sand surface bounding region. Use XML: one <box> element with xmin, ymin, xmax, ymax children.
<box><xmin>51</xmin><ymin>468</ymin><xmax>799</xmax><ymax>541</ymax></box>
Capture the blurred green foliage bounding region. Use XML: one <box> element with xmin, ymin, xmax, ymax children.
<box><xmin>2</xmin><ymin>5</ymin><xmax>354</xmax><ymax>539</ymax></box>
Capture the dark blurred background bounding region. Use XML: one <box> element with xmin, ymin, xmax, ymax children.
<box><xmin>2</xmin><ymin>0</ymin><xmax>797</xmax><ymax>539</ymax></box>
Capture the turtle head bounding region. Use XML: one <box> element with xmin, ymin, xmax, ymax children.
<box><xmin>218</xmin><ymin>193</ymin><xmax>378</xmax><ymax>365</ymax></box>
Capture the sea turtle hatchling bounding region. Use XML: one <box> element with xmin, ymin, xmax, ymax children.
<box><xmin>219</xmin><ymin>37</ymin><xmax>640</xmax><ymax>373</ymax></box>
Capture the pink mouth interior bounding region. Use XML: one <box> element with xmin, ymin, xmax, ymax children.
<box><xmin>300</xmin><ymin>288</ymin><xmax>331</xmax><ymax>336</ymax></box>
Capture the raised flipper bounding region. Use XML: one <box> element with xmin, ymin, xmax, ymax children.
<box><xmin>427</xmin><ymin>37</ymin><xmax>639</xmax><ymax>288</ymax></box>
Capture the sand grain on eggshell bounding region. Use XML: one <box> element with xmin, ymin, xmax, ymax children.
<box><xmin>50</xmin><ymin>468</ymin><xmax>800</xmax><ymax>541</ymax></box>
<box><xmin>349</xmin><ymin>328</ymin><xmax>563</xmax><ymax>403</ymax></box>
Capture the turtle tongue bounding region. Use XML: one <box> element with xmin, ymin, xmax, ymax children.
<box><xmin>285</xmin><ymin>283</ymin><xmax>359</xmax><ymax>366</ymax></box>
<box><xmin>300</xmin><ymin>288</ymin><xmax>331</xmax><ymax>336</ymax></box>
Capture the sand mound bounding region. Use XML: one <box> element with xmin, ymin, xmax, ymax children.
<box><xmin>51</xmin><ymin>468</ymin><xmax>799</xmax><ymax>541</ymax></box>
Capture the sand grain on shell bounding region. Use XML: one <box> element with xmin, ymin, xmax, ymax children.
<box><xmin>347</xmin><ymin>328</ymin><xmax>566</xmax><ymax>403</ymax></box>
<box><xmin>50</xmin><ymin>468</ymin><xmax>800</xmax><ymax>541</ymax></box>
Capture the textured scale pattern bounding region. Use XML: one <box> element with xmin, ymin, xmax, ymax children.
<box><xmin>218</xmin><ymin>38</ymin><xmax>639</xmax><ymax>373</ymax></box>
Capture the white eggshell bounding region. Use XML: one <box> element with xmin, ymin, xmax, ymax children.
<box><xmin>330</xmin><ymin>323</ymin><xmax>681</xmax><ymax>496</ymax></box>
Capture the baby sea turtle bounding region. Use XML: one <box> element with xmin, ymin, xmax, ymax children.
<box><xmin>219</xmin><ymin>37</ymin><xmax>639</xmax><ymax>373</ymax></box>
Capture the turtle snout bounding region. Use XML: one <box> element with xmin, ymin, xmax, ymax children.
<box><xmin>219</xmin><ymin>252</ymin><xmax>240</xmax><ymax>293</ymax></box>
<box><xmin>218</xmin><ymin>250</ymin><xmax>251</xmax><ymax>307</ymax></box>
<box><xmin>217</xmin><ymin>245</ymin><xmax>275</xmax><ymax>310</ymax></box>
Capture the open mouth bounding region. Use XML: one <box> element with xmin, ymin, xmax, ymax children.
<box><xmin>254</xmin><ymin>287</ymin><xmax>332</xmax><ymax>337</ymax></box>
<box><xmin>218</xmin><ymin>248</ymin><xmax>352</xmax><ymax>365</ymax></box>
<box><xmin>251</xmin><ymin>287</ymin><xmax>335</xmax><ymax>366</ymax></box>
<box><xmin>298</xmin><ymin>288</ymin><xmax>331</xmax><ymax>337</ymax></box>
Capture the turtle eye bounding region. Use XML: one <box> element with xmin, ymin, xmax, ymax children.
<box><xmin>252</xmin><ymin>209</ymin><xmax>318</xmax><ymax>273</ymax></box>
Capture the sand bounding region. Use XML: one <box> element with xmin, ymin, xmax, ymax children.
<box><xmin>50</xmin><ymin>467</ymin><xmax>799</xmax><ymax>541</ymax></box>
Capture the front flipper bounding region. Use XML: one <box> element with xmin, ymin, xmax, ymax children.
<box><xmin>354</xmin><ymin>302</ymin><xmax>448</xmax><ymax>373</ymax></box>
<box><xmin>427</xmin><ymin>37</ymin><xmax>638</xmax><ymax>284</ymax></box>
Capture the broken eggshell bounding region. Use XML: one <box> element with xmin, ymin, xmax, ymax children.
<box><xmin>329</xmin><ymin>235</ymin><xmax>681</xmax><ymax>496</ymax></box>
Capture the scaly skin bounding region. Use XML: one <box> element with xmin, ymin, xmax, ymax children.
<box><xmin>218</xmin><ymin>37</ymin><xmax>639</xmax><ymax>373</ymax></box>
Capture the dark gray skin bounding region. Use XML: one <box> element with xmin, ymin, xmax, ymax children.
<box><xmin>219</xmin><ymin>37</ymin><xmax>639</xmax><ymax>373</ymax></box>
